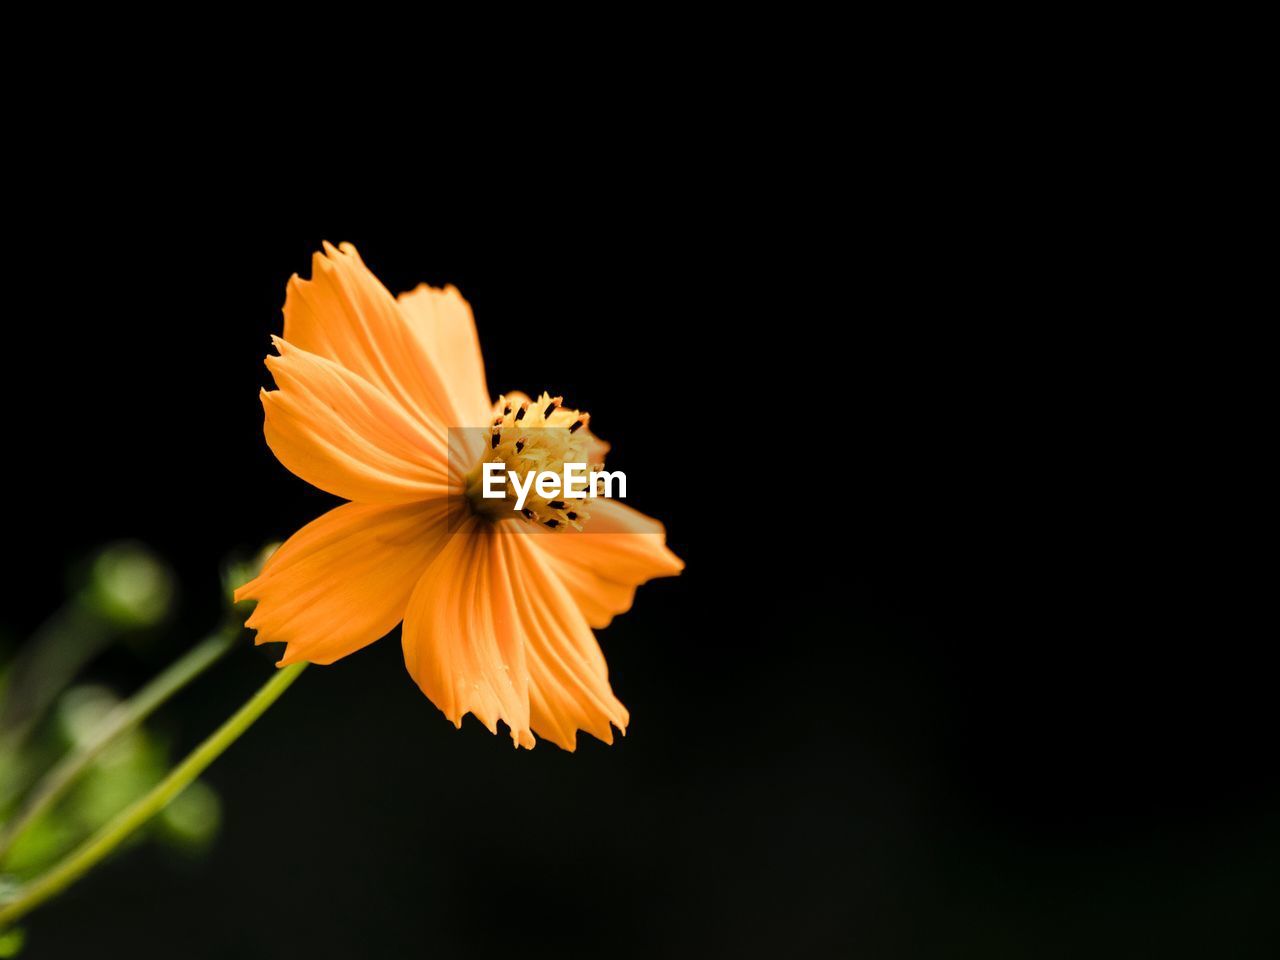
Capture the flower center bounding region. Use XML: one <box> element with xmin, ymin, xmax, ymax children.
<box><xmin>462</xmin><ymin>392</ymin><xmax>605</xmax><ymax>531</ymax></box>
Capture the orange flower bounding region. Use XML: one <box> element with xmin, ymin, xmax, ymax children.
<box><xmin>234</xmin><ymin>243</ymin><xmax>683</xmax><ymax>750</ymax></box>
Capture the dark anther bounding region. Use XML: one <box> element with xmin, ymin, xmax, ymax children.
<box><xmin>566</xmin><ymin>511</ymin><xmax>578</xmax><ymax>520</ymax></box>
<box><xmin>515</xmin><ymin>404</ymin><xmax>527</xmax><ymax>421</ymax></box>
<box><xmin>548</xmin><ymin>500</ymin><xmax>566</xmax><ymax>509</ymax></box>
<box><xmin>522</xmin><ymin>508</ymin><xmax>536</xmax><ymax>520</ymax></box>
<box><xmin>569</xmin><ymin>419</ymin><xmax>584</xmax><ymax>433</ymax></box>
<box><xmin>503</xmin><ymin>404</ymin><xmax>512</xmax><ymax>415</ymax></box>
<box><xmin>493</xmin><ymin>416</ymin><xmax>504</xmax><ymax>426</ymax></box>
<box><xmin>544</xmin><ymin>401</ymin><xmax>558</xmax><ymax>418</ymax></box>
<box><xmin>515</xmin><ymin>440</ymin><xmax>525</xmax><ymax>453</ymax></box>
<box><xmin>491</xmin><ymin>432</ymin><xmax>501</xmax><ymax>449</ymax></box>
<box><xmin>544</xmin><ymin>519</ymin><xmax>560</xmax><ymax>528</ymax></box>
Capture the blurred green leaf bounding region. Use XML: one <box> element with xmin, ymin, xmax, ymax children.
<box><xmin>0</xmin><ymin>875</ymin><xmax>20</xmax><ymax>905</ymax></box>
<box><xmin>0</xmin><ymin>539</ymin><xmax>245</xmax><ymax>891</ymax></box>
<box><xmin>81</xmin><ymin>543</ymin><xmax>175</xmax><ymax>629</ymax></box>
<box><xmin>158</xmin><ymin>780</ymin><xmax>221</xmax><ymax>853</ymax></box>
<box><xmin>3</xmin><ymin>681</ymin><xmax>220</xmax><ymax>875</ymax></box>
<box><xmin>0</xmin><ymin>926</ymin><xmax>24</xmax><ymax>957</ymax></box>
<box><xmin>223</xmin><ymin>542</ymin><xmax>280</xmax><ymax>609</ymax></box>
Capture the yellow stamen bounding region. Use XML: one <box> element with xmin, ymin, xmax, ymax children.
<box><xmin>463</xmin><ymin>392</ymin><xmax>597</xmax><ymax>530</ymax></box>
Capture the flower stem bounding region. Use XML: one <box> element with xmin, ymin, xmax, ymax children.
<box><xmin>0</xmin><ymin>662</ymin><xmax>306</xmax><ymax>930</ymax></box>
<box><xmin>0</xmin><ymin>619</ymin><xmax>242</xmax><ymax>863</ymax></box>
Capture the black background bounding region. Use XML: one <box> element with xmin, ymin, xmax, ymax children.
<box><xmin>2</xmin><ymin>179</ymin><xmax>1274</xmax><ymax>959</ymax></box>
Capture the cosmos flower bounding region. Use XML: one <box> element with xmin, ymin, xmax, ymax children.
<box><xmin>235</xmin><ymin>243</ymin><xmax>683</xmax><ymax>750</ymax></box>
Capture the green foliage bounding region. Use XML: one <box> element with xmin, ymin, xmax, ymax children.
<box><xmin>80</xmin><ymin>543</ymin><xmax>175</xmax><ymax>629</ymax></box>
<box><xmin>223</xmin><ymin>542</ymin><xmax>280</xmax><ymax>609</ymax></box>
<box><xmin>158</xmin><ymin>780</ymin><xmax>221</xmax><ymax>853</ymax></box>
<box><xmin>0</xmin><ymin>539</ymin><xmax>280</xmax><ymax>937</ymax></box>
<box><xmin>0</xmin><ymin>925</ymin><xmax>24</xmax><ymax>957</ymax></box>
<box><xmin>2</xmin><ymin>683</ymin><xmax>220</xmax><ymax>877</ymax></box>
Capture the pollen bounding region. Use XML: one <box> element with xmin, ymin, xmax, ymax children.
<box><xmin>463</xmin><ymin>392</ymin><xmax>605</xmax><ymax>530</ymax></box>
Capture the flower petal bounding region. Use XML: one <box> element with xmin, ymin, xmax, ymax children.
<box><xmin>236</xmin><ymin>499</ymin><xmax>451</xmax><ymax>666</ymax></box>
<box><xmin>501</xmin><ymin>530</ymin><xmax>630</xmax><ymax>751</ymax></box>
<box><xmin>401</xmin><ymin>520</ymin><xmax>534</xmax><ymax>748</ymax></box>
<box><xmin>282</xmin><ymin>242</ymin><xmax>475</xmax><ymax>430</ymax></box>
<box><xmin>262</xmin><ymin>337</ymin><xmax>450</xmax><ymax>504</ymax></box>
<box><xmin>531</xmin><ymin>498</ymin><xmax>684</xmax><ymax>628</ymax></box>
<box><xmin>397</xmin><ymin>284</ymin><xmax>492</xmax><ymax>431</ymax></box>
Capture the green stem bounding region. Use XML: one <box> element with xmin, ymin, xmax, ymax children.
<box><xmin>0</xmin><ymin>620</ymin><xmax>242</xmax><ymax>863</ymax></box>
<box><xmin>0</xmin><ymin>663</ymin><xmax>306</xmax><ymax>930</ymax></box>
